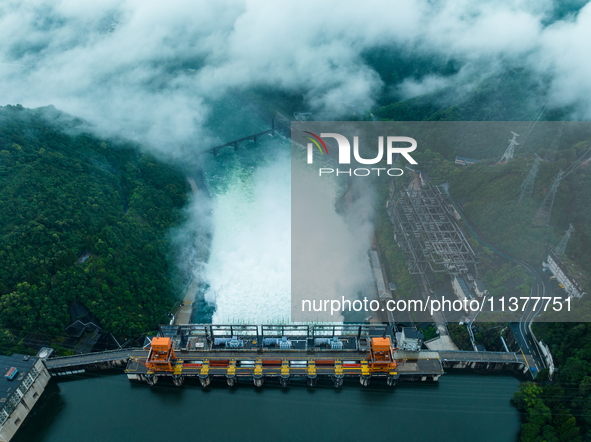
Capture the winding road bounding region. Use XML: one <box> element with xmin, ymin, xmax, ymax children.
<box><xmin>442</xmin><ymin>184</ymin><xmax>549</xmax><ymax>375</ymax></box>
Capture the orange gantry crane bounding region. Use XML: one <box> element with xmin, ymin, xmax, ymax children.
<box><xmin>368</xmin><ymin>337</ymin><xmax>397</xmax><ymax>372</ymax></box>
<box><xmin>145</xmin><ymin>337</ymin><xmax>176</xmax><ymax>372</ymax></box>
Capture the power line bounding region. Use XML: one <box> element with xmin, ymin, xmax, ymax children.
<box><xmin>514</xmin><ymin>100</ymin><xmax>547</xmax><ymax>155</ymax></box>
<box><xmin>534</xmin><ymin>170</ymin><xmax>563</xmax><ymax>226</ymax></box>
<box><xmin>534</xmin><ymin>147</ymin><xmax>591</xmax><ymax>225</ymax></box>
<box><xmin>562</xmin><ymin>147</ymin><xmax>591</xmax><ymax>178</ymax></box>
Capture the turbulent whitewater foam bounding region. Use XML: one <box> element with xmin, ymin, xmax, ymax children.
<box><xmin>203</xmin><ymin>140</ymin><xmax>292</xmax><ymax>323</ymax></box>
<box><xmin>200</xmin><ymin>136</ymin><xmax>375</xmax><ymax>324</ymax></box>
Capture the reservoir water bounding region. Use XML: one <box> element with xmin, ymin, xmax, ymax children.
<box><xmin>15</xmin><ymin>372</ymin><xmax>521</xmax><ymax>442</ymax></box>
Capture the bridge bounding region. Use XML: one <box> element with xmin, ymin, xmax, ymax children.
<box><xmin>201</xmin><ymin>120</ymin><xmax>276</xmax><ymax>157</ymax></box>
<box><xmin>439</xmin><ymin>350</ymin><xmax>523</xmax><ymax>363</ymax></box>
<box><xmin>438</xmin><ymin>350</ymin><xmax>528</xmax><ymax>373</ymax></box>
<box><xmin>44</xmin><ymin>348</ymin><xmax>146</xmax><ymax>375</ymax></box>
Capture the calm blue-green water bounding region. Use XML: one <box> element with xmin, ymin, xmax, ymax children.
<box><xmin>15</xmin><ymin>372</ymin><xmax>521</xmax><ymax>442</ymax></box>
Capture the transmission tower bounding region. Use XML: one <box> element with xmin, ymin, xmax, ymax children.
<box><xmin>534</xmin><ymin>170</ymin><xmax>563</xmax><ymax>225</ymax></box>
<box><xmin>497</xmin><ymin>131</ymin><xmax>520</xmax><ymax>164</ymax></box>
<box><xmin>555</xmin><ymin>224</ymin><xmax>574</xmax><ymax>256</ymax></box>
<box><xmin>517</xmin><ymin>155</ymin><xmax>541</xmax><ymax>205</ymax></box>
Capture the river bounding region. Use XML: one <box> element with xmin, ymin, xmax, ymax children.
<box><xmin>15</xmin><ymin>372</ymin><xmax>521</xmax><ymax>442</ymax></box>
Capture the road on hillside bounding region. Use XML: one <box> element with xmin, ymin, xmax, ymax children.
<box><xmin>442</xmin><ymin>185</ymin><xmax>548</xmax><ymax>374</ymax></box>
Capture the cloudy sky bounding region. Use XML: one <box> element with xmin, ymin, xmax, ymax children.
<box><xmin>1</xmin><ymin>0</ymin><xmax>591</xmax><ymax>158</ymax></box>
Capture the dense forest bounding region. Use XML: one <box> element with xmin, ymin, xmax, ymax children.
<box><xmin>0</xmin><ymin>105</ymin><xmax>189</xmax><ymax>348</ymax></box>
<box><xmin>512</xmin><ymin>322</ymin><xmax>591</xmax><ymax>442</ymax></box>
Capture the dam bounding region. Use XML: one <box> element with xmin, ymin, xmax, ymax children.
<box><xmin>43</xmin><ymin>323</ymin><xmax>530</xmax><ymax>390</ymax></box>
<box><xmin>124</xmin><ymin>324</ymin><xmax>439</xmax><ymax>388</ymax></box>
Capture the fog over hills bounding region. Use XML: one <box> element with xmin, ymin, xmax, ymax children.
<box><xmin>2</xmin><ymin>1</ymin><xmax>591</xmax><ymax>325</ymax></box>
<box><xmin>2</xmin><ymin>0</ymin><xmax>591</xmax><ymax>158</ymax></box>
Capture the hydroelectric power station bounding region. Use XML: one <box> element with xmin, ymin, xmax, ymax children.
<box><xmin>124</xmin><ymin>324</ymin><xmax>441</xmax><ymax>388</ymax></box>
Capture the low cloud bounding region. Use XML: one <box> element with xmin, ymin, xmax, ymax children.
<box><xmin>2</xmin><ymin>0</ymin><xmax>591</xmax><ymax>160</ymax></box>
<box><xmin>3</xmin><ymin>0</ymin><xmax>591</xmax><ymax>324</ymax></box>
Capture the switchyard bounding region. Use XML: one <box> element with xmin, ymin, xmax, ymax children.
<box><xmin>387</xmin><ymin>178</ymin><xmax>477</xmax><ymax>276</ymax></box>
<box><xmin>124</xmin><ymin>324</ymin><xmax>444</xmax><ymax>387</ymax></box>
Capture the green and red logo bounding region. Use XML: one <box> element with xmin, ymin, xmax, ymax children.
<box><xmin>303</xmin><ymin>131</ymin><xmax>328</xmax><ymax>154</ymax></box>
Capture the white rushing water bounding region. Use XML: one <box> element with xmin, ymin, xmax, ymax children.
<box><xmin>203</xmin><ymin>137</ymin><xmax>292</xmax><ymax>323</ymax></box>
<box><xmin>192</xmin><ymin>133</ymin><xmax>375</xmax><ymax>324</ymax></box>
<box><xmin>175</xmin><ymin>97</ymin><xmax>375</xmax><ymax>324</ymax></box>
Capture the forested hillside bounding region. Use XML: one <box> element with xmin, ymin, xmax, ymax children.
<box><xmin>0</xmin><ymin>105</ymin><xmax>189</xmax><ymax>342</ymax></box>
<box><xmin>449</xmin><ymin>141</ymin><xmax>591</xmax><ymax>268</ymax></box>
<box><xmin>511</xmin><ymin>322</ymin><xmax>591</xmax><ymax>442</ymax></box>
<box><xmin>374</xmin><ymin>62</ymin><xmax>591</xmax><ymax>440</ymax></box>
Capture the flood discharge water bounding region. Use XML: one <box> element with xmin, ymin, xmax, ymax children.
<box><xmin>202</xmin><ymin>137</ymin><xmax>292</xmax><ymax>323</ymax></box>
<box><xmin>189</xmin><ymin>97</ymin><xmax>375</xmax><ymax>323</ymax></box>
